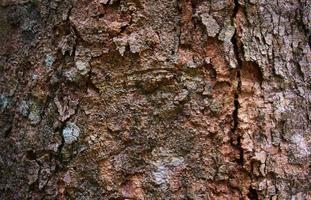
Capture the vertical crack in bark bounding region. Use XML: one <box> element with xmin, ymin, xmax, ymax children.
<box><xmin>54</xmin><ymin>1</ymin><xmax>79</xmax><ymax>172</ymax></box>
<box><xmin>247</xmin><ymin>186</ymin><xmax>259</xmax><ymax>199</ymax></box>
<box><xmin>231</xmin><ymin>0</ymin><xmax>244</xmax><ymax>166</ymax></box>
<box><xmin>55</xmin><ymin>102</ymin><xmax>80</xmax><ymax>170</ymax></box>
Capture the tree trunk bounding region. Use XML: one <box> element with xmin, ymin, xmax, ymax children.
<box><xmin>0</xmin><ymin>0</ymin><xmax>310</xmax><ymax>199</ymax></box>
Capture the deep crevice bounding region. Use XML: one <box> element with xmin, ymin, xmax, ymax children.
<box><xmin>3</xmin><ymin>121</ymin><xmax>13</xmax><ymax>138</ymax></box>
<box><xmin>230</xmin><ymin>0</ymin><xmax>244</xmax><ymax>167</ymax></box>
<box><xmin>248</xmin><ymin>187</ymin><xmax>259</xmax><ymax>200</ymax></box>
<box><xmin>54</xmin><ymin>122</ymin><xmax>66</xmax><ymax>172</ymax></box>
<box><xmin>231</xmin><ymin>0</ymin><xmax>240</xmax><ymax>20</ymax></box>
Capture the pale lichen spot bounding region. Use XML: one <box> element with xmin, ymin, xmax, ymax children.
<box><xmin>0</xmin><ymin>94</ymin><xmax>9</xmax><ymax>112</ymax></box>
<box><xmin>218</xmin><ymin>20</ymin><xmax>235</xmax><ymax>42</ymax></box>
<box><xmin>151</xmin><ymin>148</ymin><xmax>184</xmax><ymax>189</ymax></box>
<box><xmin>153</xmin><ymin>164</ymin><xmax>168</xmax><ymax>186</ymax></box>
<box><xmin>75</xmin><ymin>60</ymin><xmax>90</xmax><ymax>75</ymax></box>
<box><xmin>63</xmin><ymin>122</ymin><xmax>80</xmax><ymax>144</ymax></box>
<box><xmin>44</xmin><ymin>54</ymin><xmax>55</xmax><ymax>68</ymax></box>
<box><xmin>113</xmin><ymin>36</ymin><xmax>128</xmax><ymax>56</ymax></box>
<box><xmin>19</xmin><ymin>100</ymin><xmax>29</xmax><ymax>117</ymax></box>
<box><xmin>28</xmin><ymin>101</ymin><xmax>42</xmax><ymax>125</ymax></box>
<box><xmin>291</xmin><ymin>134</ymin><xmax>310</xmax><ymax>158</ymax></box>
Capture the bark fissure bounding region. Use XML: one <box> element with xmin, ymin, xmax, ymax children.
<box><xmin>230</xmin><ymin>0</ymin><xmax>244</xmax><ymax>166</ymax></box>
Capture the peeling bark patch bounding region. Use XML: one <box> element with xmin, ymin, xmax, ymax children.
<box><xmin>241</xmin><ymin>61</ymin><xmax>263</xmax><ymax>86</ymax></box>
<box><xmin>120</xmin><ymin>175</ymin><xmax>144</xmax><ymax>199</ymax></box>
<box><xmin>200</xmin><ymin>13</ymin><xmax>220</xmax><ymax>37</ymax></box>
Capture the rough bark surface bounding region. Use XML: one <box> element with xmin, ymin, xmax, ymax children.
<box><xmin>0</xmin><ymin>0</ymin><xmax>310</xmax><ymax>199</ymax></box>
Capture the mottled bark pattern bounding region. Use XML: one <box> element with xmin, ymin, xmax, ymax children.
<box><xmin>0</xmin><ymin>0</ymin><xmax>310</xmax><ymax>199</ymax></box>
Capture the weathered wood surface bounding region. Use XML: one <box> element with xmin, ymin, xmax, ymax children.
<box><xmin>0</xmin><ymin>0</ymin><xmax>310</xmax><ymax>199</ymax></box>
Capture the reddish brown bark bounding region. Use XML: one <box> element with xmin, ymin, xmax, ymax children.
<box><xmin>0</xmin><ymin>0</ymin><xmax>310</xmax><ymax>199</ymax></box>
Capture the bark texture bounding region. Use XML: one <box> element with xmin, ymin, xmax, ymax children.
<box><xmin>0</xmin><ymin>0</ymin><xmax>310</xmax><ymax>199</ymax></box>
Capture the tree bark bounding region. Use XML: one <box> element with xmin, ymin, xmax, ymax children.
<box><xmin>0</xmin><ymin>0</ymin><xmax>310</xmax><ymax>199</ymax></box>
